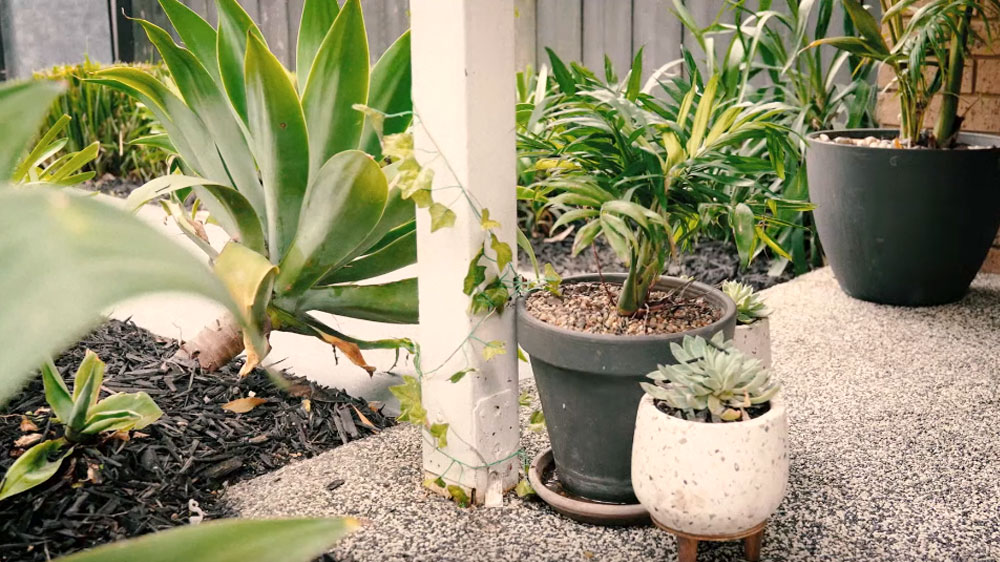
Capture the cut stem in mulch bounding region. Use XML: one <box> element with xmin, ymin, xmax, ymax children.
<box><xmin>0</xmin><ymin>320</ymin><xmax>391</xmax><ymax>562</ymax></box>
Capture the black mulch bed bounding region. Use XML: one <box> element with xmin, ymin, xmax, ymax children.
<box><xmin>524</xmin><ymin>236</ymin><xmax>794</xmax><ymax>291</ymax></box>
<box><xmin>0</xmin><ymin>320</ymin><xmax>391</xmax><ymax>562</ymax></box>
<box><xmin>79</xmin><ymin>175</ymin><xmax>143</xmax><ymax>199</ymax></box>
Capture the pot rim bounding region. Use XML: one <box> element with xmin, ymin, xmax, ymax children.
<box><xmin>806</xmin><ymin>128</ymin><xmax>1000</xmax><ymax>152</ymax></box>
<box><xmin>639</xmin><ymin>392</ymin><xmax>785</xmax><ymax>430</ymax></box>
<box><xmin>516</xmin><ymin>273</ymin><xmax>737</xmax><ymax>344</ymax></box>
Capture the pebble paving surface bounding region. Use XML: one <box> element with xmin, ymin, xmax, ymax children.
<box><xmin>228</xmin><ymin>268</ymin><xmax>1000</xmax><ymax>562</ymax></box>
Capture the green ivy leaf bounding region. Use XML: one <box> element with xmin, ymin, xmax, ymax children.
<box><xmin>430</xmin><ymin>202</ymin><xmax>456</xmax><ymax>232</ymax></box>
<box><xmin>480</xmin><ymin>208</ymin><xmax>500</xmax><ymax>230</ymax></box>
<box><xmin>518</xmin><ymin>391</ymin><xmax>532</xmax><ymax>407</ymax></box>
<box><xmin>517</xmin><ymin>347</ymin><xmax>529</xmax><ymax>362</ymax></box>
<box><xmin>490</xmin><ymin>234</ymin><xmax>513</xmax><ymax>272</ymax></box>
<box><xmin>447</xmin><ymin>484</ymin><xmax>471</xmax><ymax>508</ymax></box>
<box><xmin>469</xmin><ymin>279</ymin><xmax>509</xmax><ymax>316</ymax></box>
<box><xmin>429</xmin><ymin>423</ymin><xmax>448</xmax><ymax>448</ymax></box>
<box><xmin>388</xmin><ymin>375</ymin><xmax>426</xmax><ymax>426</ymax></box>
<box><xmin>482</xmin><ymin>340</ymin><xmax>506</xmax><ymax>361</ymax></box>
<box><xmin>434</xmin><ymin>476</ymin><xmax>446</xmax><ymax>488</ymax></box>
<box><xmin>514</xmin><ymin>478</ymin><xmax>536</xmax><ymax>498</ymax></box>
<box><xmin>448</xmin><ymin>368</ymin><xmax>476</xmax><ymax>383</ymax></box>
<box><xmin>462</xmin><ymin>248</ymin><xmax>486</xmax><ymax>295</ymax></box>
<box><xmin>382</xmin><ymin>132</ymin><xmax>413</xmax><ymax>161</ymax></box>
<box><xmin>528</xmin><ymin>409</ymin><xmax>546</xmax><ymax>433</ymax></box>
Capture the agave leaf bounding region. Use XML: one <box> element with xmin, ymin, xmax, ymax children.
<box><xmin>296</xmin><ymin>0</ymin><xmax>341</xmax><ymax>89</ymax></box>
<box><xmin>0</xmin><ymin>190</ymin><xmax>236</xmax><ymax>404</ymax></box>
<box><xmin>126</xmin><ymin>174</ymin><xmax>266</xmax><ymax>254</ymax></box>
<box><xmin>360</xmin><ymin>30</ymin><xmax>412</xmax><ymax>158</ymax></box>
<box><xmin>292</xmin><ymin>278</ymin><xmax>418</xmax><ymax>324</ymax></box>
<box><xmin>319</xmin><ymin>228</ymin><xmax>416</xmax><ymax>285</ymax></box>
<box><xmin>70</xmin><ymin>350</ymin><xmax>105</xmax><ymax>408</ymax></box>
<box><xmin>40</xmin><ymin>360</ymin><xmax>73</xmax><ymax>423</ymax></box>
<box><xmin>85</xmin><ymin>392</ymin><xmax>163</xmax><ymax>433</ymax></box>
<box><xmin>158</xmin><ymin>0</ymin><xmax>220</xmax><ymax>81</ymax></box>
<box><xmin>215</xmin><ymin>0</ymin><xmax>266</xmax><ymax>122</ymax></box>
<box><xmin>301</xmin><ymin>0</ymin><xmax>370</xmax><ymax>176</ymax></box>
<box><xmin>0</xmin><ymin>439</ymin><xmax>72</xmax><ymax>502</ymax></box>
<box><xmin>276</xmin><ymin>151</ymin><xmax>388</xmax><ymax>296</ymax></box>
<box><xmin>137</xmin><ymin>19</ymin><xmax>265</xmax><ymax>222</ymax></box>
<box><xmin>0</xmin><ymin>81</ymin><xmax>64</xmax><ymax>180</ymax></box>
<box><xmin>245</xmin><ymin>32</ymin><xmax>310</xmax><ymax>261</ymax></box>
<box><xmin>213</xmin><ymin>242</ymin><xmax>278</xmax><ymax>374</ymax></box>
<box><xmin>52</xmin><ymin>517</ymin><xmax>360</xmax><ymax>562</ymax></box>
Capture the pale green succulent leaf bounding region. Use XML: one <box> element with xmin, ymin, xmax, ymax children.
<box><xmin>319</xmin><ymin>228</ymin><xmax>416</xmax><ymax>285</ymax></box>
<box><xmin>292</xmin><ymin>278</ymin><xmax>418</xmax><ymax>324</ymax></box>
<box><xmin>158</xmin><ymin>0</ymin><xmax>220</xmax><ymax>81</ymax></box>
<box><xmin>41</xmin><ymin>360</ymin><xmax>73</xmax><ymax>423</ymax></box>
<box><xmin>0</xmin><ymin>439</ymin><xmax>72</xmax><ymax>502</ymax></box>
<box><xmin>361</xmin><ymin>30</ymin><xmax>412</xmax><ymax>158</ymax></box>
<box><xmin>86</xmin><ymin>391</ymin><xmax>163</xmax><ymax>433</ymax></box>
<box><xmin>295</xmin><ymin>0</ymin><xmax>341</xmax><ymax>89</ymax></box>
<box><xmin>215</xmin><ymin>0</ymin><xmax>266</xmax><ymax>122</ymax></box>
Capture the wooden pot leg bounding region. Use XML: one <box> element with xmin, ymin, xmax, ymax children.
<box><xmin>743</xmin><ymin>528</ymin><xmax>764</xmax><ymax>562</ymax></box>
<box><xmin>677</xmin><ymin>536</ymin><xmax>699</xmax><ymax>562</ymax></box>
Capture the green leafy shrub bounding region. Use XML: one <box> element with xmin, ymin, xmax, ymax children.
<box><xmin>641</xmin><ymin>332</ymin><xmax>780</xmax><ymax>422</ymax></box>
<box><xmin>13</xmin><ymin>115</ymin><xmax>99</xmax><ymax>186</ymax></box>
<box><xmin>722</xmin><ymin>280</ymin><xmax>771</xmax><ymax>324</ymax></box>
<box><xmin>93</xmin><ymin>0</ymin><xmax>416</xmax><ymax>374</ymax></box>
<box><xmin>813</xmin><ymin>0</ymin><xmax>1000</xmax><ymax>147</ymax></box>
<box><xmin>33</xmin><ymin>58</ymin><xmax>173</xmax><ymax>181</ymax></box>
<box><xmin>0</xmin><ymin>351</ymin><xmax>162</xmax><ymax>501</ymax></box>
<box><xmin>519</xmin><ymin>47</ymin><xmax>804</xmax><ymax>315</ymax></box>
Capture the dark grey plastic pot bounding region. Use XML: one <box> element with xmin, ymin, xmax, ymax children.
<box><xmin>806</xmin><ymin>129</ymin><xmax>1000</xmax><ymax>306</ymax></box>
<box><xmin>516</xmin><ymin>274</ymin><xmax>736</xmax><ymax>504</ymax></box>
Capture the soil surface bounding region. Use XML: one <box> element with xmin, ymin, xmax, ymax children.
<box><xmin>0</xmin><ymin>320</ymin><xmax>390</xmax><ymax>562</ymax></box>
<box><xmin>654</xmin><ymin>398</ymin><xmax>771</xmax><ymax>423</ymax></box>
<box><xmin>79</xmin><ymin>175</ymin><xmax>143</xmax><ymax>199</ymax></box>
<box><xmin>524</xmin><ymin>237</ymin><xmax>792</xmax><ymax>291</ymax></box>
<box><xmin>524</xmin><ymin>281</ymin><xmax>721</xmax><ymax>336</ymax></box>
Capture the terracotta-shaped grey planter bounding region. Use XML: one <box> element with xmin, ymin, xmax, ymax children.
<box><xmin>807</xmin><ymin>129</ymin><xmax>1000</xmax><ymax>306</ymax></box>
<box><xmin>733</xmin><ymin>318</ymin><xmax>771</xmax><ymax>368</ymax></box>
<box><xmin>632</xmin><ymin>394</ymin><xmax>789</xmax><ymax>536</ymax></box>
<box><xmin>517</xmin><ymin>274</ymin><xmax>736</xmax><ymax>503</ymax></box>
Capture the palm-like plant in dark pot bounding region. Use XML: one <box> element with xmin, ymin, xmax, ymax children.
<box><xmin>517</xmin><ymin>53</ymin><xmax>802</xmax><ymax>507</ymax></box>
<box><xmin>807</xmin><ymin>0</ymin><xmax>1000</xmax><ymax>305</ymax></box>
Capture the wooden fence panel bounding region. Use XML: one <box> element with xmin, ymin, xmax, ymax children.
<box><xmin>287</xmin><ymin>0</ymin><xmax>305</xmax><ymax>68</ymax></box>
<box><xmin>582</xmin><ymin>0</ymin><xmax>632</xmax><ymax>78</ymax></box>
<box><xmin>536</xmin><ymin>0</ymin><xmax>582</xmax><ymax>64</ymax></box>
<box><xmin>258</xmin><ymin>2</ymin><xmax>292</xmax><ymax>67</ymax></box>
<box><xmin>514</xmin><ymin>0</ymin><xmax>537</xmax><ymax>72</ymax></box>
<box><xmin>362</xmin><ymin>0</ymin><xmax>409</xmax><ymax>64</ymax></box>
<box><xmin>632</xmin><ymin>0</ymin><xmax>682</xmax><ymax>82</ymax></box>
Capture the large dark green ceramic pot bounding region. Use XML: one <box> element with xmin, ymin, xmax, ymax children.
<box><xmin>807</xmin><ymin>129</ymin><xmax>1000</xmax><ymax>306</ymax></box>
<box><xmin>516</xmin><ymin>274</ymin><xmax>736</xmax><ymax>503</ymax></box>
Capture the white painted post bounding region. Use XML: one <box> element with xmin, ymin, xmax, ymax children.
<box><xmin>410</xmin><ymin>0</ymin><xmax>520</xmax><ymax>505</ymax></box>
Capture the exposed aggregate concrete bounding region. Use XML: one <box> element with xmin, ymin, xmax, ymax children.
<box><xmin>228</xmin><ymin>268</ymin><xmax>1000</xmax><ymax>561</ymax></box>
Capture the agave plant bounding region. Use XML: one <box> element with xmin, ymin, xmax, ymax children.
<box><xmin>641</xmin><ymin>332</ymin><xmax>780</xmax><ymax>423</ymax></box>
<box><xmin>521</xmin><ymin>48</ymin><xmax>806</xmax><ymax>316</ymax></box>
<box><xmin>722</xmin><ymin>280</ymin><xmax>772</xmax><ymax>324</ymax></box>
<box><xmin>812</xmin><ymin>0</ymin><xmax>1000</xmax><ymax>147</ymax></box>
<box><xmin>93</xmin><ymin>0</ymin><xmax>416</xmax><ymax>374</ymax></box>
<box><xmin>0</xmin><ymin>352</ymin><xmax>162</xmax><ymax>501</ymax></box>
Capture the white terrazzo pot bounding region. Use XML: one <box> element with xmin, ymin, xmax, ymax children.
<box><xmin>631</xmin><ymin>393</ymin><xmax>788</xmax><ymax>536</ymax></box>
<box><xmin>732</xmin><ymin>318</ymin><xmax>771</xmax><ymax>368</ymax></box>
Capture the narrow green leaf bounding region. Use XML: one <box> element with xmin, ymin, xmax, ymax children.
<box><xmin>687</xmin><ymin>74</ymin><xmax>719</xmax><ymax>155</ymax></box>
<box><xmin>296</xmin><ymin>0</ymin><xmax>341</xmax><ymax>88</ymax></box>
<box><xmin>158</xmin><ymin>0</ymin><xmax>220</xmax><ymax>80</ymax></box>
<box><xmin>301</xmin><ymin>0</ymin><xmax>370</xmax><ymax>177</ymax></box>
<box><xmin>41</xmin><ymin>361</ymin><xmax>72</xmax><ymax>423</ymax></box>
<box><xmin>294</xmin><ymin>278</ymin><xmax>418</xmax><ymax>324</ymax></box>
<box><xmin>546</xmin><ymin>48</ymin><xmax>576</xmax><ymax>95</ymax></box>
<box><xmin>0</xmin><ymin>81</ymin><xmax>64</xmax><ymax>180</ymax></box>
<box><xmin>448</xmin><ymin>369</ymin><xmax>475</xmax><ymax>384</ymax></box>
<box><xmin>360</xmin><ymin>31</ymin><xmax>412</xmax><ymax>158</ymax></box>
<box><xmin>216</xmin><ymin>0</ymin><xmax>266</xmax><ymax>122</ymax></box>
<box><xmin>841</xmin><ymin>0</ymin><xmax>889</xmax><ymax>57</ymax></box>
<box><xmin>625</xmin><ymin>47</ymin><xmax>644</xmax><ymax>101</ymax></box>
<box><xmin>245</xmin><ymin>32</ymin><xmax>310</xmax><ymax>262</ymax></box>
<box><xmin>53</xmin><ymin>517</ymin><xmax>360</xmax><ymax>562</ymax></box>
<box><xmin>0</xmin><ymin>439</ymin><xmax>72</xmax><ymax>502</ymax></box>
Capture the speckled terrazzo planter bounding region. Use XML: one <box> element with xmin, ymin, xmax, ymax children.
<box><xmin>631</xmin><ymin>394</ymin><xmax>788</xmax><ymax>537</ymax></box>
<box><xmin>732</xmin><ymin>318</ymin><xmax>771</xmax><ymax>368</ymax></box>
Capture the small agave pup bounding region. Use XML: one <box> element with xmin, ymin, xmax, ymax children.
<box><xmin>632</xmin><ymin>334</ymin><xmax>787</xmax><ymax>561</ymax></box>
<box><xmin>723</xmin><ymin>281</ymin><xmax>772</xmax><ymax>368</ymax></box>
<box><xmin>0</xmin><ymin>351</ymin><xmax>162</xmax><ymax>501</ymax></box>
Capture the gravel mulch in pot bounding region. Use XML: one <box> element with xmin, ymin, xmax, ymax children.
<box><xmin>524</xmin><ymin>237</ymin><xmax>792</xmax><ymax>291</ymax></box>
<box><xmin>0</xmin><ymin>320</ymin><xmax>390</xmax><ymax>562</ymax></box>
<box><xmin>524</xmin><ymin>281</ymin><xmax>721</xmax><ymax>336</ymax></box>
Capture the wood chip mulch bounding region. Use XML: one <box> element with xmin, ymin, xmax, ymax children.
<box><xmin>0</xmin><ymin>319</ymin><xmax>391</xmax><ymax>562</ymax></box>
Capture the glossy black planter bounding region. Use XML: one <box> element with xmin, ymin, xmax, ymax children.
<box><xmin>516</xmin><ymin>274</ymin><xmax>736</xmax><ymax>503</ymax></box>
<box><xmin>807</xmin><ymin>129</ymin><xmax>1000</xmax><ymax>306</ymax></box>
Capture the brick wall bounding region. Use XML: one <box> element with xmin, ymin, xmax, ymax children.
<box><xmin>875</xmin><ymin>24</ymin><xmax>1000</xmax><ymax>274</ymax></box>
